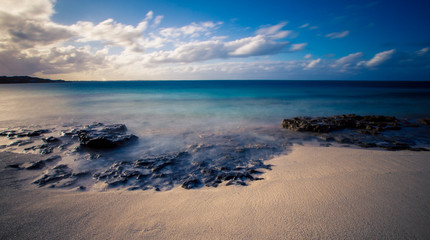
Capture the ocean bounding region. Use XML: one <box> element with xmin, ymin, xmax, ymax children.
<box><xmin>1</xmin><ymin>80</ymin><xmax>430</xmax><ymax>190</ymax></box>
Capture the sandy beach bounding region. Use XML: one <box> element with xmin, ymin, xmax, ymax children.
<box><xmin>1</xmin><ymin>145</ymin><xmax>430</xmax><ymax>239</ymax></box>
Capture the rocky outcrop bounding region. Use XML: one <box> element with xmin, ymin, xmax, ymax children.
<box><xmin>0</xmin><ymin>129</ymin><xmax>50</xmax><ymax>138</ymax></box>
<box><xmin>77</xmin><ymin>123</ymin><xmax>138</xmax><ymax>149</ymax></box>
<box><xmin>282</xmin><ymin>114</ymin><xmax>411</xmax><ymax>134</ymax></box>
<box><xmin>91</xmin><ymin>148</ymin><xmax>271</xmax><ymax>191</ymax></box>
<box><xmin>282</xmin><ymin>114</ymin><xmax>428</xmax><ymax>151</ymax></box>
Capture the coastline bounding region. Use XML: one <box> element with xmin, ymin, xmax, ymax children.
<box><xmin>1</xmin><ymin>145</ymin><xmax>430</xmax><ymax>239</ymax></box>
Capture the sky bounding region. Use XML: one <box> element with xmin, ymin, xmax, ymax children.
<box><xmin>0</xmin><ymin>0</ymin><xmax>429</xmax><ymax>80</ymax></box>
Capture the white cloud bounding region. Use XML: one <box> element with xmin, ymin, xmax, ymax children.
<box><xmin>227</xmin><ymin>35</ymin><xmax>288</xmax><ymax>57</ymax></box>
<box><xmin>298</xmin><ymin>23</ymin><xmax>309</xmax><ymax>28</ymax></box>
<box><xmin>144</xmin><ymin>35</ymin><xmax>288</xmax><ymax>64</ymax></box>
<box><xmin>0</xmin><ymin>0</ymin><xmax>55</xmax><ymax>20</ymax></box>
<box><xmin>289</xmin><ymin>43</ymin><xmax>307</xmax><ymax>52</ymax></box>
<box><xmin>159</xmin><ymin>21</ymin><xmax>221</xmax><ymax>39</ymax></box>
<box><xmin>72</xmin><ymin>17</ymin><xmax>150</xmax><ymax>53</ymax></box>
<box><xmin>152</xmin><ymin>15</ymin><xmax>164</xmax><ymax>28</ymax></box>
<box><xmin>256</xmin><ymin>22</ymin><xmax>287</xmax><ymax>35</ymax></box>
<box><xmin>255</xmin><ymin>22</ymin><xmax>291</xmax><ymax>39</ymax></box>
<box><xmin>305</xmin><ymin>58</ymin><xmax>321</xmax><ymax>69</ymax></box>
<box><xmin>417</xmin><ymin>47</ymin><xmax>429</xmax><ymax>56</ymax></box>
<box><xmin>4</xmin><ymin>1</ymin><xmax>428</xmax><ymax>80</ymax></box>
<box><xmin>325</xmin><ymin>30</ymin><xmax>349</xmax><ymax>39</ymax></box>
<box><xmin>331</xmin><ymin>52</ymin><xmax>363</xmax><ymax>69</ymax></box>
<box><xmin>362</xmin><ymin>49</ymin><xmax>395</xmax><ymax>68</ymax></box>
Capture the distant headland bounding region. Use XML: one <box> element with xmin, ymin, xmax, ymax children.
<box><xmin>0</xmin><ymin>76</ymin><xmax>66</xmax><ymax>84</ymax></box>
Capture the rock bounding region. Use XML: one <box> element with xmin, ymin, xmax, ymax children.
<box><xmin>226</xmin><ymin>180</ymin><xmax>247</xmax><ymax>186</ymax></box>
<box><xmin>5</xmin><ymin>129</ymin><xmax>50</xmax><ymax>138</ymax></box>
<box><xmin>40</xmin><ymin>147</ymin><xmax>53</xmax><ymax>155</ymax></box>
<box><xmin>356</xmin><ymin>142</ymin><xmax>377</xmax><ymax>148</ymax></box>
<box><xmin>77</xmin><ymin>123</ymin><xmax>137</xmax><ymax>148</ymax></box>
<box><xmin>33</xmin><ymin>164</ymin><xmax>72</xmax><ymax>186</ymax></box>
<box><xmin>22</xmin><ymin>160</ymin><xmax>46</xmax><ymax>170</ymax></box>
<box><xmin>282</xmin><ymin>114</ymin><xmax>426</xmax><ymax>151</ymax></box>
<box><xmin>182</xmin><ymin>178</ymin><xmax>202</xmax><ymax>189</ymax></box>
<box><xmin>27</xmin><ymin>129</ymin><xmax>50</xmax><ymax>137</ymax></box>
<box><xmin>7</xmin><ymin>164</ymin><xmax>21</xmax><ymax>169</ymax></box>
<box><xmin>419</xmin><ymin>118</ymin><xmax>430</xmax><ymax>125</ymax></box>
<box><xmin>44</xmin><ymin>155</ymin><xmax>61</xmax><ymax>162</ymax></box>
<box><xmin>8</xmin><ymin>139</ymin><xmax>33</xmax><ymax>147</ymax></box>
<box><xmin>282</xmin><ymin>114</ymin><xmax>404</xmax><ymax>133</ymax></box>
<box><xmin>42</xmin><ymin>136</ymin><xmax>59</xmax><ymax>143</ymax></box>
<box><xmin>377</xmin><ymin>142</ymin><xmax>410</xmax><ymax>151</ymax></box>
<box><xmin>409</xmin><ymin>147</ymin><xmax>429</xmax><ymax>151</ymax></box>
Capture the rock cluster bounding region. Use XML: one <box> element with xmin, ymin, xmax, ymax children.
<box><xmin>282</xmin><ymin>114</ymin><xmax>413</xmax><ymax>134</ymax></box>
<box><xmin>0</xmin><ymin>129</ymin><xmax>50</xmax><ymax>138</ymax></box>
<box><xmin>92</xmin><ymin>150</ymin><xmax>269</xmax><ymax>191</ymax></box>
<box><xmin>282</xmin><ymin>114</ymin><xmax>428</xmax><ymax>151</ymax></box>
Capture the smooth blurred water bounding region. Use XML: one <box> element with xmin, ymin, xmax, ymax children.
<box><xmin>1</xmin><ymin>80</ymin><xmax>430</xmax><ymax>131</ymax></box>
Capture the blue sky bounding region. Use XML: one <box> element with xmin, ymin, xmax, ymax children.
<box><xmin>0</xmin><ymin>0</ymin><xmax>429</xmax><ymax>80</ymax></box>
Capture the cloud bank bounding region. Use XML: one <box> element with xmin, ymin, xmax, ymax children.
<box><xmin>0</xmin><ymin>0</ymin><xmax>429</xmax><ymax>80</ymax></box>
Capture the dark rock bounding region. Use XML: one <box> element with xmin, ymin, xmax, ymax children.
<box><xmin>44</xmin><ymin>155</ymin><xmax>61</xmax><ymax>162</ymax></box>
<box><xmin>22</xmin><ymin>160</ymin><xmax>46</xmax><ymax>170</ymax></box>
<box><xmin>182</xmin><ymin>178</ymin><xmax>202</xmax><ymax>189</ymax></box>
<box><xmin>356</xmin><ymin>142</ymin><xmax>377</xmax><ymax>148</ymax></box>
<box><xmin>283</xmin><ymin>114</ymin><xmax>426</xmax><ymax>151</ymax></box>
<box><xmin>77</xmin><ymin>123</ymin><xmax>137</xmax><ymax>148</ymax></box>
<box><xmin>282</xmin><ymin>114</ymin><xmax>404</xmax><ymax>133</ymax></box>
<box><xmin>33</xmin><ymin>164</ymin><xmax>72</xmax><ymax>186</ymax></box>
<box><xmin>226</xmin><ymin>180</ymin><xmax>247</xmax><ymax>186</ymax></box>
<box><xmin>409</xmin><ymin>147</ymin><xmax>429</xmax><ymax>151</ymax></box>
<box><xmin>7</xmin><ymin>164</ymin><xmax>21</xmax><ymax>169</ymax></box>
<box><xmin>216</xmin><ymin>171</ymin><xmax>254</xmax><ymax>181</ymax></box>
<box><xmin>377</xmin><ymin>142</ymin><xmax>410</xmax><ymax>151</ymax></box>
<box><xmin>27</xmin><ymin>129</ymin><xmax>50</xmax><ymax>137</ymax></box>
<box><xmin>40</xmin><ymin>147</ymin><xmax>53</xmax><ymax>155</ymax></box>
<box><xmin>42</xmin><ymin>136</ymin><xmax>59</xmax><ymax>143</ymax></box>
<box><xmin>419</xmin><ymin>118</ymin><xmax>430</xmax><ymax>125</ymax></box>
<box><xmin>107</xmin><ymin>177</ymin><xmax>127</xmax><ymax>187</ymax></box>
<box><xmin>8</xmin><ymin>139</ymin><xmax>33</xmax><ymax>147</ymax></box>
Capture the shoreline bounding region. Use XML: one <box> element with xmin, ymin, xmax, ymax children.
<box><xmin>1</xmin><ymin>145</ymin><xmax>430</xmax><ymax>239</ymax></box>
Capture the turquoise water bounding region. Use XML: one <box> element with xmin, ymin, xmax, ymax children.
<box><xmin>1</xmin><ymin>80</ymin><xmax>430</xmax><ymax>190</ymax></box>
<box><xmin>1</xmin><ymin>81</ymin><xmax>430</xmax><ymax>129</ymax></box>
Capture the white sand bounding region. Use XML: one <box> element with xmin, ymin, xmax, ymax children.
<box><xmin>1</xmin><ymin>145</ymin><xmax>430</xmax><ymax>239</ymax></box>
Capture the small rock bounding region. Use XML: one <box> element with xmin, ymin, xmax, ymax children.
<box><xmin>22</xmin><ymin>160</ymin><xmax>46</xmax><ymax>170</ymax></box>
<box><xmin>419</xmin><ymin>118</ymin><xmax>430</xmax><ymax>125</ymax></box>
<box><xmin>182</xmin><ymin>178</ymin><xmax>201</xmax><ymax>189</ymax></box>
<box><xmin>42</xmin><ymin>136</ymin><xmax>59</xmax><ymax>143</ymax></box>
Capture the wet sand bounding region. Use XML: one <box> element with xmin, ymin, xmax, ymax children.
<box><xmin>1</xmin><ymin>145</ymin><xmax>430</xmax><ymax>239</ymax></box>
